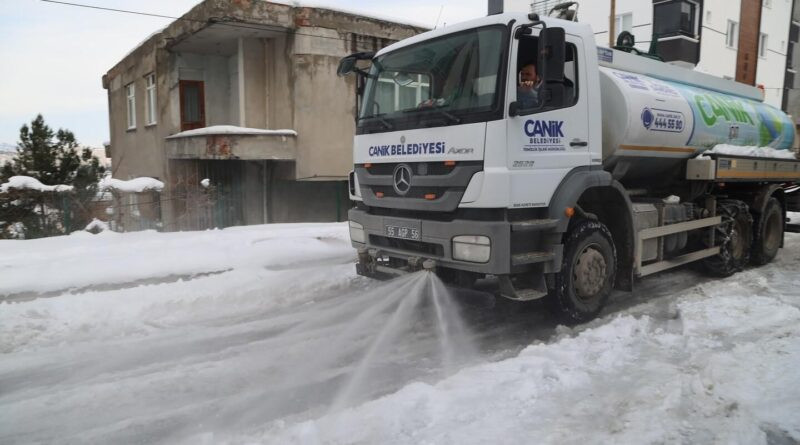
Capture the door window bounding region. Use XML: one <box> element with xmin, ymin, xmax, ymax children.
<box><xmin>179</xmin><ymin>80</ymin><xmax>205</xmax><ymax>131</ymax></box>
<box><xmin>515</xmin><ymin>38</ymin><xmax>579</xmax><ymax>114</ymax></box>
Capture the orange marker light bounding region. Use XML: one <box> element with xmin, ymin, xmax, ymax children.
<box><xmin>565</xmin><ymin>207</ymin><xmax>576</xmax><ymax>218</ymax></box>
<box><xmin>424</xmin><ymin>193</ymin><xmax>436</xmax><ymax>200</ymax></box>
<box><xmin>444</xmin><ymin>161</ymin><xmax>456</xmax><ymax>167</ymax></box>
<box><xmin>364</xmin><ymin>163</ymin><xmax>372</xmax><ymax>168</ymax></box>
<box><xmin>376</xmin><ymin>191</ymin><xmax>384</xmax><ymax>198</ymax></box>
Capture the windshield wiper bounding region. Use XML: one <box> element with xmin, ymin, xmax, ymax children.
<box><xmin>405</xmin><ymin>107</ymin><xmax>461</xmax><ymax>125</ymax></box>
<box><xmin>359</xmin><ymin>114</ymin><xmax>394</xmax><ymax>130</ymax></box>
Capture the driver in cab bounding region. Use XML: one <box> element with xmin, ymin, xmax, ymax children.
<box><xmin>517</xmin><ymin>62</ymin><xmax>542</xmax><ymax>109</ymax></box>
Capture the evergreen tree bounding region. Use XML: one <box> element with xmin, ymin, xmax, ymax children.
<box><xmin>0</xmin><ymin>115</ymin><xmax>106</xmax><ymax>238</ymax></box>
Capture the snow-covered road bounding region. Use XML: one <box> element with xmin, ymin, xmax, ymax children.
<box><xmin>1</xmin><ymin>222</ymin><xmax>799</xmax><ymax>444</ymax></box>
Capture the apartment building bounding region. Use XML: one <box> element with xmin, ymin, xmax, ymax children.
<box><xmin>103</xmin><ymin>1</ymin><xmax>425</xmax><ymax>230</ymax></box>
<box><xmin>523</xmin><ymin>0</ymin><xmax>792</xmax><ymax>110</ymax></box>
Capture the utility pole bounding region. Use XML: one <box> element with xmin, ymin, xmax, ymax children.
<box><xmin>609</xmin><ymin>0</ymin><xmax>616</xmax><ymax>48</ymax></box>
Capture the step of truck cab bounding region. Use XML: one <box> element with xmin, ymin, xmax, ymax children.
<box><xmin>511</xmin><ymin>251</ymin><xmax>556</xmax><ymax>266</ymax></box>
<box><xmin>511</xmin><ymin>219</ymin><xmax>559</xmax><ymax>232</ymax></box>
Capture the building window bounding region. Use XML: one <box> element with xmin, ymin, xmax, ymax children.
<box><xmin>653</xmin><ymin>0</ymin><xmax>699</xmax><ymax>38</ymax></box>
<box><xmin>759</xmin><ymin>33</ymin><xmax>768</xmax><ymax>58</ymax></box>
<box><xmin>145</xmin><ymin>73</ymin><xmax>156</xmax><ymax>126</ymax></box>
<box><xmin>727</xmin><ymin>20</ymin><xmax>739</xmax><ymax>49</ymax></box>
<box><xmin>375</xmin><ymin>74</ymin><xmax>431</xmax><ymax>113</ymax></box>
<box><xmin>125</xmin><ymin>83</ymin><xmax>136</xmax><ymax>130</ymax></box>
<box><xmin>615</xmin><ymin>13</ymin><xmax>633</xmax><ymax>35</ymax></box>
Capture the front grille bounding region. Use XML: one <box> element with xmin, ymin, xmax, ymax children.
<box><xmin>365</xmin><ymin>162</ymin><xmax>458</xmax><ymax>176</ymax></box>
<box><xmin>356</xmin><ymin>161</ymin><xmax>483</xmax><ymax>212</ymax></box>
<box><xmin>369</xmin><ymin>235</ymin><xmax>444</xmax><ymax>257</ymax></box>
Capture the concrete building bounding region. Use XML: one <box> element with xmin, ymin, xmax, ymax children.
<box><xmin>103</xmin><ymin>1</ymin><xmax>425</xmax><ymax>230</ymax></box>
<box><xmin>782</xmin><ymin>0</ymin><xmax>800</xmax><ymax>119</ymax></box>
<box><xmin>521</xmin><ymin>0</ymin><xmax>792</xmax><ymax>109</ymax></box>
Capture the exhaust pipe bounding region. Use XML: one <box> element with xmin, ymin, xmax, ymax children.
<box><xmin>488</xmin><ymin>0</ymin><xmax>503</xmax><ymax>15</ymax></box>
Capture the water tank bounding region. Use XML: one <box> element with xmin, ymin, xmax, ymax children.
<box><xmin>599</xmin><ymin>66</ymin><xmax>794</xmax><ymax>180</ymax></box>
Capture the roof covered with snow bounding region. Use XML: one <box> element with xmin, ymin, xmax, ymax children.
<box><xmin>167</xmin><ymin>125</ymin><xmax>298</xmax><ymax>139</ymax></box>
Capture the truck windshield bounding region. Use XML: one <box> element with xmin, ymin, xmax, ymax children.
<box><xmin>358</xmin><ymin>25</ymin><xmax>506</xmax><ymax>133</ymax></box>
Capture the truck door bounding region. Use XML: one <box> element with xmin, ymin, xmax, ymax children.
<box><xmin>505</xmin><ymin>30</ymin><xmax>590</xmax><ymax>209</ymax></box>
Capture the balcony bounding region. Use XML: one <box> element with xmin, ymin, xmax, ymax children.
<box><xmin>165</xmin><ymin>126</ymin><xmax>297</xmax><ymax>161</ymax></box>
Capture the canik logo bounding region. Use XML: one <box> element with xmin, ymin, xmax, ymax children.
<box><xmin>393</xmin><ymin>164</ymin><xmax>412</xmax><ymax>196</ymax></box>
<box><xmin>524</xmin><ymin>120</ymin><xmax>565</xmax><ymax>138</ymax></box>
<box><xmin>641</xmin><ymin>108</ymin><xmax>654</xmax><ymax>129</ymax></box>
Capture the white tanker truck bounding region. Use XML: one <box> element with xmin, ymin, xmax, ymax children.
<box><xmin>338</xmin><ymin>9</ymin><xmax>800</xmax><ymax>323</ymax></box>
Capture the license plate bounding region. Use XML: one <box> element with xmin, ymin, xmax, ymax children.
<box><xmin>384</xmin><ymin>218</ymin><xmax>421</xmax><ymax>241</ymax></box>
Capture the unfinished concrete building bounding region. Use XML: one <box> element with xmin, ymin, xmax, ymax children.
<box><xmin>103</xmin><ymin>0</ymin><xmax>425</xmax><ymax>230</ymax></box>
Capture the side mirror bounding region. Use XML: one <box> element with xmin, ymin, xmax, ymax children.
<box><xmin>337</xmin><ymin>51</ymin><xmax>375</xmax><ymax>77</ymax></box>
<box><xmin>537</xmin><ymin>27</ymin><xmax>565</xmax><ymax>82</ymax></box>
<box><xmin>337</xmin><ymin>56</ymin><xmax>357</xmax><ymax>77</ymax></box>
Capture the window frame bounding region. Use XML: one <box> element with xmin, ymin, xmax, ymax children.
<box><xmin>727</xmin><ymin>20</ymin><xmax>739</xmax><ymax>49</ymax></box>
<box><xmin>759</xmin><ymin>33</ymin><xmax>768</xmax><ymax>59</ymax></box>
<box><xmin>615</xmin><ymin>12</ymin><xmax>633</xmax><ymax>35</ymax></box>
<box><xmin>125</xmin><ymin>82</ymin><xmax>136</xmax><ymax>130</ymax></box>
<box><xmin>514</xmin><ymin>39</ymin><xmax>581</xmax><ymax>117</ymax></box>
<box><xmin>145</xmin><ymin>73</ymin><xmax>157</xmax><ymax>126</ymax></box>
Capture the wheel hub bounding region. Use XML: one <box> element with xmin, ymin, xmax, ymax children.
<box><xmin>573</xmin><ymin>246</ymin><xmax>607</xmax><ymax>300</ymax></box>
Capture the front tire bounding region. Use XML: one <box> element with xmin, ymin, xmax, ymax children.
<box><xmin>548</xmin><ymin>219</ymin><xmax>617</xmax><ymax>324</ymax></box>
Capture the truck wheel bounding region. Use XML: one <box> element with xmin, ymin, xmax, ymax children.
<box><xmin>703</xmin><ymin>200</ymin><xmax>753</xmax><ymax>277</ymax></box>
<box><xmin>548</xmin><ymin>219</ymin><xmax>617</xmax><ymax>324</ymax></box>
<box><xmin>751</xmin><ymin>198</ymin><xmax>783</xmax><ymax>266</ymax></box>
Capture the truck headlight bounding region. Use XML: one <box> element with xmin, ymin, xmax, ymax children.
<box><xmin>452</xmin><ymin>235</ymin><xmax>491</xmax><ymax>263</ymax></box>
<box><xmin>349</xmin><ymin>221</ymin><xmax>366</xmax><ymax>244</ymax></box>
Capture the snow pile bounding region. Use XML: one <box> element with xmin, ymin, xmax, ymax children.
<box><xmin>82</xmin><ymin>218</ymin><xmax>110</xmax><ymax>233</ymax></box>
<box><xmin>201</xmin><ymin>178</ymin><xmax>211</xmax><ymax>188</ymax></box>
<box><xmin>702</xmin><ymin>144</ymin><xmax>798</xmax><ymax>159</ymax></box>
<box><xmin>98</xmin><ymin>176</ymin><xmax>164</xmax><ymax>193</ymax></box>
<box><xmin>167</xmin><ymin>125</ymin><xmax>297</xmax><ymax>138</ymax></box>
<box><xmin>0</xmin><ymin>223</ymin><xmax>351</xmax><ymax>297</ymax></box>
<box><xmin>0</xmin><ymin>176</ymin><xmax>73</xmax><ymax>193</ymax></box>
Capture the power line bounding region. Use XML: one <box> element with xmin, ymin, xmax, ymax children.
<box><xmin>39</xmin><ymin>0</ymin><xmax>414</xmax><ymax>44</ymax></box>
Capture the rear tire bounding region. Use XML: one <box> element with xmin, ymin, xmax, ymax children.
<box><xmin>751</xmin><ymin>197</ymin><xmax>783</xmax><ymax>266</ymax></box>
<box><xmin>548</xmin><ymin>219</ymin><xmax>617</xmax><ymax>324</ymax></box>
<box><xmin>703</xmin><ymin>200</ymin><xmax>753</xmax><ymax>277</ymax></box>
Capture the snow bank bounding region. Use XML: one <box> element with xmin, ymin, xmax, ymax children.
<box><xmin>167</xmin><ymin>125</ymin><xmax>297</xmax><ymax>138</ymax></box>
<box><xmin>98</xmin><ymin>176</ymin><xmax>164</xmax><ymax>193</ymax></box>
<box><xmin>83</xmin><ymin>218</ymin><xmax>110</xmax><ymax>233</ymax></box>
<box><xmin>0</xmin><ymin>223</ymin><xmax>351</xmax><ymax>297</ymax></box>
<box><xmin>702</xmin><ymin>144</ymin><xmax>798</xmax><ymax>159</ymax></box>
<box><xmin>0</xmin><ymin>176</ymin><xmax>73</xmax><ymax>193</ymax></box>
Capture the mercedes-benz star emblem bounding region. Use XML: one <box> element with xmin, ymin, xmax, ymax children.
<box><xmin>393</xmin><ymin>164</ymin><xmax>412</xmax><ymax>196</ymax></box>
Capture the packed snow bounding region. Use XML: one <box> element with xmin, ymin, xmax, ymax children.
<box><xmin>0</xmin><ymin>175</ymin><xmax>74</xmax><ymax>193</ymax></box>
<box><xmin>98</xmin><ymin>176</ymin><xmax>164</xmax><ymax>193</ymax></box>
<box><xmin>167</xmin><ymin>126</ymin><xmax>298</xmax><ymax>138</ymax></box>
<box><xmin>1</xmin><ymin>224</ymin><xmax>799</xmax><ymax>444</ymax></box>
<box><xmin>702</xmin><ymin>144</ymin><xmax>799</xmax><ymax>159</ymax></box>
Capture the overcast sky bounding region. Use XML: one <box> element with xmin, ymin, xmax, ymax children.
<box><xmin>0</xmin><ymin>0</ymin><xmax>501</xmax><ymax>147</ymax></box>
